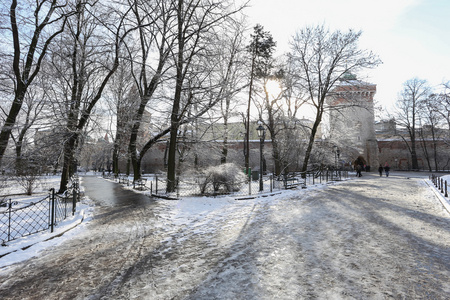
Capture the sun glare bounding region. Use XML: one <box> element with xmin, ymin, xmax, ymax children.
<box><xmin>265</xmin><ymin>80</ymin><xmax>282</xmax><ymax>98</ymax></box>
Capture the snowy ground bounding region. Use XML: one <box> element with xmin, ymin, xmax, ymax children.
<box><xmin>0</xmin><ymin>175</ymin><xmax>94</xmax><ymax>265</ymax></box>
<box><xmin>0</xmin><ymin>172</ymin><xmax>449</xmax><ymax>299</ymax></box>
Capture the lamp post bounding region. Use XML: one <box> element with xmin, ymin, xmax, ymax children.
<box><xmin>333</xmin><ymin>145</ymin><xmax>340</xmax><ymax>170</ymax></box>
<box><xmin>256</xmin><ymin>121</ymin><xmax>266</xmax><ymax>192</ymax></box>
<box><xmin>337</xmin><ymin>148</ymin><xmax>340</xmax><ymax>170</ymax></box>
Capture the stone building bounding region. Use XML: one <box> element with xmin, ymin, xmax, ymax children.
<box><xmin>326</xmin><ymin>74</ymin><xmax>379</xmax><ymax>169</ymax></box>
<box><xmin>376</xmin><ymin>120</ymin><xmax>450</xmax><ymax>171</ymax></box>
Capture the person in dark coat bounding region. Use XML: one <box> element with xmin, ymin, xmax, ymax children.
<box><xmin>384</xmin><ymin>163</ymin><xmax>390</xmax><ymax>177</ymax></box>
<box><xmin>378</xmin><ymin>164</ymin><xmax>383</xmax><ymax>177</ymax></box>
<box><xmin>356</xmin><ymin>164</ymin><xmax>363</xmax><ymax>177</ymax></box>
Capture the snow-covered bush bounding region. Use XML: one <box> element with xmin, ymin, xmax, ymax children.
<box><xmin>15</xmin><ymin>160</ymin><xmax>41</xmax><ymax>195</ymax></box>
<box><xmin>199</xmin><ymin>163</ymin><xmax>246</xmax><ymax>195</ymax></box>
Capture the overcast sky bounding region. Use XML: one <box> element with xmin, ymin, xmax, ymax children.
<box><xmin>243</xmin><ymin>0</ymin><xmax>450</xmax><ymax>111</ymax></box>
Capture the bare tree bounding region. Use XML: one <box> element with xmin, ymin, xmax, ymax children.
<box><xmin>245</xmin><ymin>24</ymin><xmax>276</xmax><ymax>176</ymax></box>
<box><xmin>394</xmin><ymin>78</ymin><xmax>430</xmax><ymax>170</ymax></box>
<box><xmin>287</xmin><ymin>25</ymin><xmax>381</xmax><ymax>173</ymax></box>
<box><xmin>126</xmin><ymin>0</ymin><xmax>176</xmax><ymax>181</ymax></box>
<box><xmin>104</xmin><ymin>58</ymin><xmax>137</xmax><ymax>176</ymax></box>
<box><xmin>10</xmin><ymin>86</ymin><xmax>47</xmax><ymax>173</ymax></box>
<box><xmin>49</xmin><ymin>0</ymin><xmax>134</xmax><ymax>192</ymax></box>
<box><xmin>0</xmin><ymin>0</ymin><xmax>72</xmax><ymax>166</ymax></box>
<box><xmin>256</xmin><ymin>59</ymin><xmax>310</xmax><ymax>175</ymax></box>
<box><xmin>164</xmin><ymin>0</ymin><xmax>246</xmax><ymax>192</ymax></box>
<box><xmin>418</xmin><ymin>93</ymin><xmax>444</xmax><ymax>171</ymax></box>
<box><xmin>437</xmin><ymin>82</ymin><xmax>450</xmax><ymax>144</ymax></box>
<box><xmin>255</xmin><ymin>69</ymin><xmax>285</xmax><ymax>175</ymax></box>
<box><xmin>218</xmin><ymin>19</ymin><xmax>248</xmax><ymax>165</ymax></box>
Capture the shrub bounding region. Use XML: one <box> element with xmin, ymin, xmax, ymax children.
<box><xmin>199</xmin><ymin>163</ymin><xmax>246</xmax><ymax>195</ymax></box>
<box><xmin>15</xmin><ymin>159</ymin><xmax>40</xmax><ymax>195</ymax></box>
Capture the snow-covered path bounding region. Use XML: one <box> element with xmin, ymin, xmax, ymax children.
<box><xmin>0</xmin><ymin>173</ymin><xmax>449</xmax><ymax>299</ymax></box>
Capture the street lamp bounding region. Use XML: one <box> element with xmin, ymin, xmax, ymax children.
<box><xmin>333</xmin><ymin>145</ymin><xmax>340</xmax><ymax>170</ymax></box>
<box><xmin>256</xmin><ymin>121</ymin><xmax>266</xmax><ymax>192</ymax></box>
<box><xmin>337</xmin><ymin>148</ymin><xmax>340</xmax><ymax>169</ymax></box>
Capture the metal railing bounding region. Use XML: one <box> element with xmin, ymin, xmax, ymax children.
<box><xmin>0</xmin><ymin>175</ymin><xmax>80</xmax><ymax>244</ymax></box>
<box><xmin>112</xmin><ymin>170</ymin><xmax>349</xmax><ymax>199</ymax></box>
<box><xmin>430</xmin><ymin>174</ymin><xmax>449</xmax><ymax>198</ymax></box>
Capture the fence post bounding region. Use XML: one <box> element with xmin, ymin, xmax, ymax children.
<box><xmin>8</xmin><ymin>198</ymin><xmax>11</xmax><ymax>242</ymax></box>
<box><xmin>270</xmin><ymin>175</ymin><xmax>273</xmax><ymax>192</ymax></box>
<box><xmin>155</xmin><ymin>175</ymin><xmax>158</xmax><ymax>195</ymax></box>
<box><xmin>445</xmin><ymin>181</ymin><xmax>448</xmax><ymax>197</ymax></box>
<box><xmin>72</xmin><ymin>187</ymin><xmax>77</xmax><ymax>216</ymax></box>
<box><xmin>50</xmin><ymin>188</ymin><xmax>55</xmax><ymax>233</ymax></box>
<box><xmin>64</xmin><ymin>194</ymin><xmax>67</xmax><ymax>219</ymax></box>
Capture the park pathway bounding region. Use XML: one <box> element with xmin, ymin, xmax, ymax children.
<box><xmin>0</xmin><ymin>173</ymin><xmax>449</xmax><ymax>299</ymax></box>
<box><xmin>81</xmin><ymin>175</ymin><xmax>152</xmax><ymax>207</ymax></box>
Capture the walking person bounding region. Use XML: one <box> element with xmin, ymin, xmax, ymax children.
<box><xmin>378</xmin><ymin>164</ymin><xmax>383</xmax><ymax>177</ymax></box>
<box><xmin>384</xmin><ymin>163</ymin><xmax>390</xmax><ymax>177</ymax></box>
<box><xmin>356</xmin><ymin>164</ymin><xmax>363</xmax><ymax>177</ymax></box>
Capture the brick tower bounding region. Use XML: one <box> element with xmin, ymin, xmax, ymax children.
<box><xmin>326</xmin><ymin>73</ymin><xmax>379</xmax><ymax>169</ymax></box>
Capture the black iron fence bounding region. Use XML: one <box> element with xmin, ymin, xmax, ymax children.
<box><xmin>110</xmin><ymin>170</ymin><xmax>349</xmax><ymax>199</ymax></box>
<box><xmin>0</xmin><ymin>175</ymin><xmax>80</xmax><ymax>244</ymax></box>
<box><xmin>430</xmin><ymin>174</ymin><xmax>449</xmax><ymax>198</ymax></box>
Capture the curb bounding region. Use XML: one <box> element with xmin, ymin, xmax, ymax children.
<box><xmin>235</xmin><ymin>191</ymin><xmax>282</xmax><ymax>200</ymax></box>
<box><xmin>424</xmin><ymin>179</ymin><xmax>450</xmax><ymax>214</ymax></box>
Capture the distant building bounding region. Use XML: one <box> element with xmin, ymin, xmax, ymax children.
<box><xmin>376</xmin><ymin>121</ymin><xmax>450</xmax><ymax>171</ymax></box>
<box><xmin>326</xmin><ymin>73</ymin><xmax>379</xmax><ymax>169</ymax></box>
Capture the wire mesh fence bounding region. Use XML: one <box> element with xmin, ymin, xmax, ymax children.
<box><xmin>0</xmin><ymin>197</ymin><xmax>50</xmax><ymax>243</ymax></box>
<box><xmin>0</xmin><ymin>175</ymin><xmax>80</xmax><ymax>244</ymax></box>
<box><xmin>152</xmin><ymin>175</ymin><xmax>277</xmax><ymax>198</ymax></box>
<box><xmin>110</xmin><ymin>169</ymin><xmax>350</xmax><ymax>199</ymax></box>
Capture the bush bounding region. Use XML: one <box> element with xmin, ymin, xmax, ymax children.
<box><xmin>199</xmin><ymin>163</ymin><xmax>246</xmax><ymax>195</ymax></box>
<box><xmin>15</xmin><ymin>159</ymin><xmax>41</xmax><ymax>195</ymax></box>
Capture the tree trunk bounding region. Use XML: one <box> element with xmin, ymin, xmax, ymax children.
<box><xmin>410</xmin><ymin>138</ymin><xmax>419</xmax><ymax>170</ymax></box>
<box><xmin>431</xmin><ymin>127</ymin><xmax>439</xmax><ymax>171</ymax></box>
<box><xmin>221</xmin><ymin>119</ymin><xmax>228</xmax><ymax>164</ymax></box>
<box><xmin>128</xmin><ymin>105</ymin><xmax>145</xmax><ymax>181</ymax></box>
<box><xmin>221</xmin><ymin>142</ymin><xmax>228</xmax><ymax>164</ymax></box>
<box><xmin>0</xmin><ymin>86</ymin><xmax>25</xmax><ymax>165</ymax></box>
<box><xmin>166</xmin><ymin>74</ymin><xmax>182</xmax><ymax>192</ymax></box>
<box><xmin>245</xmin><ymin>57</ymin><xmax>255</xmax><ymax>176</ymax></box>
<box><xmin>59</xmin><ymin>134</ymin><xmax>77</xmax><ymax>193</ymax></box>
<box><xmin>126</xmin><ymin>155</ymin><xmax>131</xmax><ymax>176</ymax></box>
<box><xmin>420</xmin><ymin>130</ymin><xmax>432</xmax><ymax>172</ymax></box>
<box><xmin>112</xmin><ymin>142</ymin><xmax>120</xmax><ymax>176</ymax></box>
<box><xmin>301</xmin><ymin>111</ymin><xmax>323</xmax><ymax>175</ymax></box>
<box><xmin>166</xmin><ymin>126</ymin><xmax>179</xmax><ymax>193</ymax></box>
<box><xmin>271</xmin><ymin>138</ymin><xmax>282</xmax><ymax>175</ymax></box>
